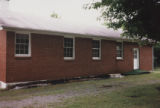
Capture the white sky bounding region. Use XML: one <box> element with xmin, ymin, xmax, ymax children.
<box><xmin>9</xmin><ymin>0</ymin><xmax>102</xmax><ymax>26</ymax></box>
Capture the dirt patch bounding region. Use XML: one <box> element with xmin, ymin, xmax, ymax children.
<box><xmin>156</xmin><ymin>86</ymin><xmax>160</xmax><ymax>91</ymax></box>
<box><xmin>128</xmin><ymin>95</ymin><xmax>141</xmax><ymax>98</ymax></box>
<box><xmin>100</xmin><ymin>83</ymin><xmax>125</xmax><ymax>89</ymax></box>
<box><xmin>0</xmin><ymin>92</ymin><xmax>81</xmax><ymax>108</ymax></box>
<box><xmin>101</xmin><ymin>85</ymin><xmax>113</xmax><ymax>88</ymax></box>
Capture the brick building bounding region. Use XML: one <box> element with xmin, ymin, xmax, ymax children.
<box><xmin>0</xmin><ymin>4</ymin><xmax>153</xmax><ymax>89</ymax></box>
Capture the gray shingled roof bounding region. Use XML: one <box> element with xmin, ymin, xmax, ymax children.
<box><xmin>0</xmin><ymin>10</ymin><xmax>122</xmax><ymax>39</ymax></box>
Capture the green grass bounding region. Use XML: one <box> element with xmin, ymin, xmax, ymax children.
<box><xmin>51</xmin><ymin>84</ymin><xmax>160</xmax><ymax>108</ymax></box>
<box><xmin>122</xmin><ymin>69</ymin><xmax>149</xmax><ymax>75</ymax></box>
<box><xmin>49</xmin><ymin>71</ymin><xmax>160</xmax><ymax>108</ymax></box>
<box><xmin>1</xmin><ymin>70</ymin><xmax>160</xmax><ymax>108</ymax></box>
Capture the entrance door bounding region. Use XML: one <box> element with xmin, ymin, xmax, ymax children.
<box><xmin>133</xmin><ymin>48</ymin><xmax>139</xmax><ymax>70</ymax></box>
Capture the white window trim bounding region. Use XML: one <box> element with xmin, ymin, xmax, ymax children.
<box><xmin>116</xmin><ymin>57</ymin><xmax>123</xmax><ymax>60</ymax></box>
<box><xmin>116</xmin><ymin>42</ymin><xmax>123</xmax><ymax>60</ymax></box>
<box><xmin>64</xmin><ymin>37</ymin><xmax>75</xmax><ymax>60</ymax></box>
<box><xmin>92</xmin><ymin>39</ymin><xmax>101</xmax><ymax>60</ymax></box>
<box><xmin>15</xmin><ymin>32</ymin><xmax>31</xmax><ymax>57</ymax></box>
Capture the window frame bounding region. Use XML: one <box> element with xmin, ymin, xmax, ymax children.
<box><xmin>63</xmin><ymin>37</ymin><xmax>75</xmax><ymax>60</ymax></box>
<box><xmin>15</xmin><ymin>32</ymin><xmax>31</xmax><ymax>57</ymax></box>
<box><xmin>92</xmin><ymin>39</ymin><xmax>101</xmax><ymax>60</ymax></box>
<box><xmin>116</xmin><ymin>42</ymin><xmax>123</xmax><ymax>60</ymax></box>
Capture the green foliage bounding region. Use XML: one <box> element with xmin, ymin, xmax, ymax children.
<box><xmin>88</xmin><ymin>0</ymin><xmax>160</xmax><ymax>41</ymax></box>
<box><xmin>51</xmin><ymin>11</ymin><xmax>60</xmax><ymax>19</ymax></box>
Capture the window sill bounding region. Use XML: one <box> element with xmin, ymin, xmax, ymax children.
<box><xmin>64</xmin><ymin>57</ymin><xmax>75</xmax><ymax>61</ymax></box>
<box><xmin>15</xmin><ymin>54</ymin><xmax>31</xmax><ymax>57</ymax></box>
<box><xmin>15</xmin><ymin>56</ymin><xmax>31</xmax><ymax>57</ymax></box>
<box><xmin>92</xmin><ymin>57</ymin><xmax>101</xmax><ymax>60</ymax></box>
<box><xmin>116</xmin><ymin>57</ymin><xmax>123</xmax><ymax>60</ymax></box>
<box><xmin>15</xmin><ymin>54</ymin><xmax>32</xmax><ymax>59</ymax></box>
<box><xmin>15</xmin><ymin>55</ymin><xmax>31</xmax><ymax>58</ymax></box>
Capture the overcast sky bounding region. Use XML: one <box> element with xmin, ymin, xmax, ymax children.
<box><xmin>9</xmin><ymin>0</ymin><xmax>102</xmax><ymax>26</ymax></box>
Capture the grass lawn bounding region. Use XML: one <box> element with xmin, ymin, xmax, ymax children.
<box><xmin>52</xmin><ymin>83</ymin><xmax>160</xmax><ymax>108</ymax></box>
<box><xmin>1</xmin><ymin>70</ymin><xmax>160</xmax><ymax>108</ymax></box>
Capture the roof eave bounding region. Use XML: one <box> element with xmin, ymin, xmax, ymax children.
<box><xmin>2</xmin><ymin>26</ymin><xmax>134</xmax><ymax>42</ymax></box>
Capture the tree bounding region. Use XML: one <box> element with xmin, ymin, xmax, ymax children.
<box><xmin>51</xmin><ymin>11</ymin><xmax>60</xmax><ymax>19</ymax></box>
<box><xmin>88</xmin><ymin>0</ymin><xmax>160</xmax><ymax>41</ymax></box>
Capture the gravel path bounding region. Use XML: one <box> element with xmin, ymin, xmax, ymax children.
<box><xmin>0</xmin><ymin>93</ymin><xmax>75</xmax><ymax>108</ymax></box>
<box><xmin>0</xmin><ymin>86</ymin><xmax>101</xmax><ymax>108</ymax></box>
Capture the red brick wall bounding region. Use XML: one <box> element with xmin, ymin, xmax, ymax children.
<box><xmin>0</xmin><ymin>30</ymin><xmax>7</xmax><ymax>82</ymax></box>
<box><xmin>5</xmin><ymin>31</ymin><xmax>153</xmax><ymax>83</ymax></box>
<box><xmin>116</xmin><ymin>43</ymin><xmax>153</xmax><ymax>73</ymax></box>
<box><xmin>140</xmin><ymin>45</ymin><xmax>153</xmax><ymax>70</ymax></box>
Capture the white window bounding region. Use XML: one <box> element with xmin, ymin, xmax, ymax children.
<box><xmin>116</xmin><ymin>42</ymin><xmax>123</xmax><ymax>59</ymax></box>
<box><xmin>64</xmin><ymin>37</ymin><xmax>75</xmax><ymax>60</ymax></box>
<box><xmin>15</xmin><ymin>33</ymin><xmax>31</xmax><ymax>57</ymax></box>
<box><xmin>92</xmin><ymin>40</ymin><xmax>101</xmax><ymax>60</ymax></box>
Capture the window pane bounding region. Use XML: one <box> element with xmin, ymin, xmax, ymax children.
<box><xmin>16</xmin><ymin>35</ymin><xmax>21</xmax><ymax>39</ymax></box>
<box><xmin>15</xmin><ymin>33</ymin><xmax>29</xmax><ymax>55</ymax></box>
<box><xmin>20</xmin><ymin>44</ymin><xmax>25</xmax><ymax>49</ymax></box>
<box><xmin>25</xmin><ymin>50</ymin><xmax>28</xmax><ymax>54</ymax></box>
<box><xmin>116</xmin><ymin>43</ymin><xmax>123</xmax><ymax>58</ymax></box>
<box><xmin>21</xmin><ymin>39</ymin><xmax>25</xmax><ymax>43</ymax></box>
<box><xmin>64</xmin><ymin>38</ymin><xmax>73</xmax><ymax>47</ymax></box>
<box><xmin>92</xmin><ymin>49</ymin><xmax>99</xmax><ymax>57</ymax></box>
<box><xmin>64</xmin><ymin>48</ymin><xmax>73</xmax><ymax>57</ymax></box>
<box><xmin>25</xmin><ymin>39</ymin><xmax>29</xmax><ymax>44</ymax></box>
<box><xmin>23</xmin><ymin>35</ymin><xmax>28</xmax><ymax>39</ymax></box>
<box><xmin>16</xmin><ymin>39</ymin><xmax>21</xmax><ymax>43</ymax></box>
<box><xmin>20</xmin><ymin>50</ymin><xmax>24</xmax><ymax>54</ymax></box>
<box><xmin>64</xmin><ymin>48</ymin><xmax>67</xmax><ymax>57</ymax></box>
<box><xmin>117</xmin><ymin>51</ymin><xmax>122</xmax><ymax>57</ymax></box>
<box><xmin>25</xmin><ymin>45</ymin><xmax>28</xmax><ymax>49</ymax></box>
<box><xmin>16</xmin><ymin>44</ymin><xmax>19</xmax><ymax>49</ymax></box>
<box><xmin>134</xmin><ymin>50</ymin><xmax>137</xmax><ymax>58</ymax></box>
<box><xmin>69</xmin><ymin>48</ymin><xmax>73</xmax><ymax>57</ymax></box>
<box><xmin>92</xmin><ymin>40</ymin><xmax>100</xmax><ymax>48</ymax></box>
<box><xmin>64</xmin><ymin>38</ymin><xmax>74</xmax><ymax>58</ymax></box>
<box><xmin>92</xmin><ymin>40</ymin><xmax>100</xmax><ymax>58</ymax></box>
<box><xmin>16</xmin><ymin>50</ymin><xmax>19</xmax><ymax>54</ymax></box>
